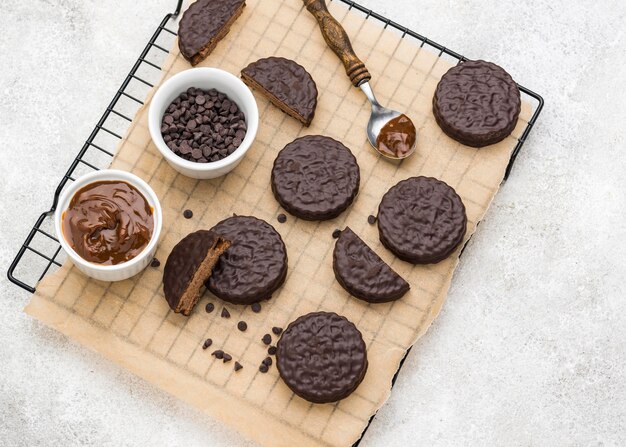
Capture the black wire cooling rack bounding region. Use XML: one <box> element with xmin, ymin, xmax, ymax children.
<box><xmin>7</xmin><ymin>1</ymin><xmax>544</xmax><ymax>445</ymax></box>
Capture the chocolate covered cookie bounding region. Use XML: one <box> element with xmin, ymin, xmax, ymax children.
<box><xmin>163</xmin><ymin>230</ymin><xmax>230</xmax><ymax>315</ymax></box>
<box><xmin>271</xmin><ymin>135</ymin><xmax>360</xmax><ymax>220</ymax></box>
<box><xmin>241</xmin><ymin>57</ymin><xmax>318</xmax><ymax>126</ymax></box>
<box><xmin>206</xmin><ymin>216</ymin><xmax>287</xmax><ymax>305</ymax></box>
<box><xmin>333</xmin><ymin>227</ymin><xmax>409</xmax><ymax>303</ymax></box>
<box><xmin>178</xmin><ymin>0</ymin><xmax>246</xmax><ymax>66</ymax></box>
<box><xmin>378</xmin><ymin>177</ymin><xmax>467</xmax><ymax>264</ymax></box>
<box><xmin>276</xmin><ymin>312</ymin><xmax>367</xmax><ymax>404</ymax></box>
<box><xmin>433</xmin><ymin>60</ymin><xmax>521</xmax><ymax>147</ymax></box>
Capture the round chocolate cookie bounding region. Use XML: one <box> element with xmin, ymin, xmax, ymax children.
<box><xmin>377</xmin><ymin>177</ymin><xmax>467</xmax><ymax>264</ymax></box>
<box><xmin>271</xmin><ymin>135</ymin><xmax>360</xmax><ymax>220</ymax></box>
<box><xmin>276</xmin><ymin>312</ymin><xmax>367</xmax><ymax>403</ymax></box>
<box><xmin>433</xmin><ymin>60</ymin><xmax>521</xmax><ymax>147</ymax></box>
<box><xmin>206</xmin><ymin>216</ymin><xmax>287</xmax><ymax>305</ymax></box>
<box><xmin>333</xmin><ymin>227</ymin><xmax>409</xmax><ymax>303</ymax></box>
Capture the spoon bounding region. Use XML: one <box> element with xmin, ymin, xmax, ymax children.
<box><xmin>304</xmin><ymin>0</ymin><xmax>417</xmax><ymax>160</ymax></box>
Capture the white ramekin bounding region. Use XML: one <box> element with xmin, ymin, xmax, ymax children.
<box><xmin>54</xmin><ymin>169</ymin><xmax>163</xmax><ymax>282</ymax></box>
<box><xmin>148</xmin><ymin>67</ymin><xmax>259</xmax><ymax>179</ymax></box>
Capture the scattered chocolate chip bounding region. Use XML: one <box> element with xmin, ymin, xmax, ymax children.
<box><xmin>268</xmin><ymin>346</ymin><xmax>277</xmax><ymax>355</ymax></box>
<box><xmin>234</xmin><ymin>362</ymin><xmax>243</xmax><ymax>371</ymax></box>
<box><xmin>368</xmin><ymin>214</ymin><xmax>377</xmax><ymax>225</ymax></box>
<box><xmin>150</xmin><ymin>258</ymin><xmax>161</xmax><ymax>268</ymax></box>
<box><xmin>205</xmin><ymin>302</ymin><xmax>215</xmax><ymax>313</ymax></box>
<box><xmin>259</xmin><ymin>364</ymin><xmax>269</xmax><ymax>373</ymax></box>
<box><xmin>272</xmin><ymin>327</ymin><xmax>283</xmax><ymax>335</ymax></box>
<box><xmin>332</xmin><ymin>229</ymin><xmax>342</xmax><ymax>239</ymax></box>
<box><xmin>183</xmin><ymin>209</ymin><xmax>193</xmax><ymax>219</ymax></box>
<box><xmin>262</xmin><ymin>334</ymin><xmax>272</xmax><ymax>345</ymax></box>
<box><xmin>262</xmin><ymin>357</ymin><xmax>272</xmax><ymax>366</ymax></box>
<box><xmin>202</xmin><ymin>338</ymin><xmax>212</xmax><ymax>350</ymax></box>
<box><xmin>237</xmin><ymin>321</ymin><xmax>247</xmax><ymax>332</ymax></box>
<box><xmin>277</xmin><ymin>213</ymin><xmax>287</xmax><ymax>223</ymax></box>
<box><xmin>251</xmin><ymin>302</ymin><xmax>261</xmax><ymax>313</ymax></box>
<box><xmin>212</xmin><ymin>350</ymin><xmax>224</xmax><ymax>359</ymax></box>
<box><xmin>223</xmin><ymin>353</ymin><xmax>232</xmax><ymax>363</ymax></box>
<box><xmin>221</xmin><ymin>307</ymin><xmax>230</xmax><ymax>318</ymax></box>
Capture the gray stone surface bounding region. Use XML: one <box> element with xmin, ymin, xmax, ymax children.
<box><xmin>1</xmin><ymin>0</ymin><xmax>625</xmax><ymax>445</ymax></box>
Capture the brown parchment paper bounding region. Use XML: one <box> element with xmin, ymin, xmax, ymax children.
<box><xmin>25</xmin><ymin>0</ymin><xmax>534</xmax><ymax>446</ymax></box>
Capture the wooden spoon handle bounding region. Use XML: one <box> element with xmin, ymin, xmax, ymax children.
<box><xmin>303</xmin><ymin>0</ymin><xmax>371</xmax><ymax>87</ymax></box>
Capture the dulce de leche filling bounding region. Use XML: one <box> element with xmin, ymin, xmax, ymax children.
<box><xmin>62</xmin><ymin>180</ymin><xmax>154</xmax><ymax>265</ymax></box>
<box><xmin>376</xmin><ymin>114</ymin><xmax>416</xmax><ymax>158</ymax></box>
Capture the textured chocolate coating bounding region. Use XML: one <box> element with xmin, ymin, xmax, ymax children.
<box><xmin>271</xmin><ymin>135</ymin><xmax>360</xmax><ymax>220</ymax></box>
<box><xmin>178</xmin><ymin>0</ymin><xmax>245</xmax><ymax>65</ymax></box>
<box><xmin>207</xmin><ymin>216</ymin><xmax>287</xmax><ymax>304</ymax></box>
<box><xmin>163</xmin><ymin>230</ymin><xmax>229</xmax><ymax>314</ymax></box>
<box><xmin>333</xmin><ymin>227</ymin><xmax>409</xmax><ymax>303</ymax></box>
<box><xmin>433</xmin><ymin>60</ymin><xmax>521</xmax><ymax>147</ymax></box>
<box><xmin>378</xmin><ymin>177</ymin><xmax>467</xmax><ymax>264</ymax></box>
<box><xmin>241</xmin><ymin>57</ymin><xmax>318</xmax><ymax>126</ymax></box>
<box><xmin>276</xmin><ymin>312</ymin><xmax>367</xmax><ymax>404</ymax></box>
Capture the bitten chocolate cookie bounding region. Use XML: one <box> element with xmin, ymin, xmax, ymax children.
<box><xmin>433</xmin><ymin>60</ymin><xmax>521</xmax><ymax>147</ymax></box>
<box><xmin>178</xmin><ymin>0</ymin><xmax>246</xmax><ymax>66</ymax></box>
<box><xmin>378</xmin><ymin>177</ymin><xmax>467</xmax><ymax>264</ymax></box>
<box><xmin>206</xmin><ymin>216</ymin><xmax>287</xmax><ymax>305</ymax></box>
<box><xmin>333</xmin><ymin>227</ymin><xmax>409</xmax><ymax>303</ymax></box>
<box><xmin>163</xmin><ymin>230</ymin><xmax>230</xmax><ymax>315</ymax></box>
<box><xmin>271</xmin><ymin>135</ymin><xmax>360</xmax><ymax>220</ymax></box>
<box><xmin>241</xmin><ymin>57</ymin><xmax>318</xmax><ymax>126</ymax></box>
<box><xmin>276</xmin><ymin>312</ymin><xmax>367</xmax><ymax>404</ymax></box>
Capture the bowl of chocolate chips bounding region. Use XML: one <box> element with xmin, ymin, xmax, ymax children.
<box><xmin>149</xmin><ymin>67</ymin><xmax>259</xmax><ymax>179</ymax></box>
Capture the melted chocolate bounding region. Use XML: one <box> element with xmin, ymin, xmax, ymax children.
<box><xmin>62</xmin><ymin>181</ymin><xmax>153</xmax><ymax>265</ymax></box>
<box><xmin>376</xmin><ymin>114</ymin><xmax>416</xmax><ymax>158</ymax></box>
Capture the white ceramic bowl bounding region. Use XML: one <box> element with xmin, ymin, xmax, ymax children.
<box><xmin>148</xmin><ymin>67</ymin><xmax>259</xmax><ymax>179</ymax></box>
<box><xmin>54</xmin><ymin>169</ymin><xmax>163</xmax><ymax>282</ymax></box>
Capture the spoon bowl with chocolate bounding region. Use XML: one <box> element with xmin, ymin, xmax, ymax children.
<box><xmin>304</xmin><ymin>0</ymin><xmax>417</xmax><ymax>160</ymax></box>
<box><xmin>54</xmin><ymin>169</ymin><xmax>163</xmax><ymax>282</ymax></box>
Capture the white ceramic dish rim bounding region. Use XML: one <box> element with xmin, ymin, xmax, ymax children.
<box><xmin>54</xmin><ymin>169</ymin><xmax>163</xmax><ymax>272</ymax></box>
<box><xmin>148</xmin><ymin>67</ymin><xmax>259</xmax><ymax>173</ymax></box>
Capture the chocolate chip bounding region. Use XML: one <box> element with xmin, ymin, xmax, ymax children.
<box><xmin>368</xmin><ymin>214</ymin><xmax>377</xmax><ymax>224</ymax></box>
<box><xmin>332</xmin><ymin>229</ymin><xmax>342</xmax><ymax>239</ymax></box>
<box><xmin>262</xmin><ymin>357</ymin><xmax>272</xmax><ymax>366</ymax></box>
<box><xmin>259</xmin><ymin>364</ymin><xmax>269</xmax><ymax>373</ymax></box>
<box><xmin>268</xmin><ymin>346</ymin><xmax>277</xmax><ymax>355</ymax></box>
<box><xmin>262</xmin><ymin>334</ymin><xmax>271</xmax><ymax>345</ymax></box>
<box><xmin>212</xmin><ymin>350</ymin><xmax>224</xmax><ymax>359</ymax></box>
<box><xmin>277</xmin><ymin>214</ymin><xmax>287</xmax><ymax>223</ymax></box>
<box><xmin>191</xmin><ymin>148</ymin><xmax>203</xmax><ymax>159</ymax></box>
<box><xmin>234</xmin><ymin>362</ymin><xmax>243</xmax><ymax>371</ymax></box>
<box><xmin>237</xmin><ymin>321</ymin><xmax>247</xmax><ymax>332</ymax></box>
<box><xmin>160</xmin><ymin>87</ymin><xmax>246</xmax><ymax>164</ymax></box>
<box><xmin>272</xmin><ymin>327</ymin><xmax>283</xmax><ymax>335</ymax></box>
<box><xmin>205</xmin><ymin>302</ymin><xmax>214</xmax><ymax>313</ymax></box>
<box><xmin>221</xmin><ymin>308</ymin><xmax>230</xmax><ymax>318</ymax></box>
<box><xmin>251</xmin><ymin>303</ymin><xmax>261</xmax><ymax>313</ymax></box>
<box><xmin>183</xmin><ymin>209</ymin><xmax>193</xmax><ymax>219</ymax></box>
<box><xmin>150</xmin><ymin>258</ymin><xmax>161</xmax><ymax>268</ymax></box>
<box><xmin>223</xmin><ymin>353</ymin><xmax>232</xmax><ymax>363</ymax></box>
<box><xmin>202</xmin><ymin>338</ymin><xmax>212</xmax><ymax>350</ymax></box>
